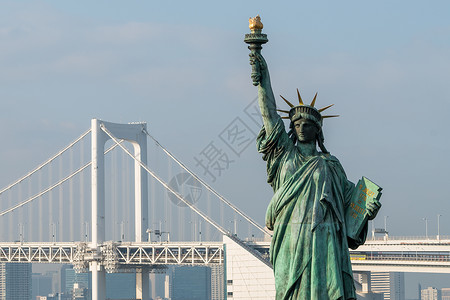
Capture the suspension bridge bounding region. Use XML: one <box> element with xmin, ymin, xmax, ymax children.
<box><xmin>0</xmin><ymin>119</ymin><xmax>274</xmax><ymax>300</ymax></box>
<box><xmin>1</xmin><ymin>119</ymin><xmax>450</xmax><ymax>300</ymax></box>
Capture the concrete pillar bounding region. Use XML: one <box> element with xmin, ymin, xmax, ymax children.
<box><xmin>91</xmin><ymin>118</ymin><xmax>107</xmax><ymax>249</ymax></box>
<box><xmin>136</xmin><ymin>268</ymin><xmax>149</xmax><ymax>300</ymax></box>
<box><xmin>165</xmin><ymin>274</ymin><xmax>170</xmax><ymax>299</ymax></box>
<box><xmin>133</xmin><ymin>138</ymin><xmax>148</xmax><ymax>243</ymax></box>
<box><xmin>91</xmin><ymin>119</ymin><xmax>107</xmax><ymax>300</ymax></box>
<box><xmin>149</xmin><ymin>273</ymin><xmax>156</xmax><ymax>299</ymax></box>
<box><xmin>90</xmin><ymin>119</ymin><xmax>149</xmax><ymax>300</ymax></box>
<box><xmin>90</xmin><ymin>261</ymin><xmax>106</xmax><ymax>300</ymax></box>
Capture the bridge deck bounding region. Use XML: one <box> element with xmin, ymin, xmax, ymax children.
<box><xmin>0</xmin><ymin>242</ymin><xmax>224</xmax><ymax>272</ymax></box>
<box><xmin>2</xmin><ymin>239</ymin><xmax>450</xmax><ymax>273</ymax></box>
<box><xmin>350</xmin><ymin>239</ymin><xmax>450</xmax><ymax>273</ymax></box>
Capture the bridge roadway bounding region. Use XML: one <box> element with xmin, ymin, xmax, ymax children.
<box><xmin>349</xmin><ymin>237</ymin><xmax>450</xmax><ymax>273</ymax></box>
<box><xmin>0</xmin><ymin>241</ymin><xmax>224</xmax><ymax>272</ymax></box>
<box><xmin>1</xmin><ymin>237</ymin><xmax>450</xmax><ymax>273</ymax></box>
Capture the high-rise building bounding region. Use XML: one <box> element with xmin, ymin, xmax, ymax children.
<box><xmin>62</xmin><ymin>267</ymin><xmax>90</xmax><ymax>294</ymax></box>
<box><xmin>210</xmin><ymin>265</ymin><xmax>224</xmax><ymax>300</ymax></box>
<box><xmin>171</xmin><ymin>266</ymin><xmax>211</xmax><ymax>300</ymax></box>
<box><xmin>106</xmin><ymin>273</ymin><xmax>136</xmax><ymax>299</ymax></box>
<box><xmin>32</xmin><ymin>272</ymin><xmax>53</xmax><ymax>299</ymax></box>
<box><xmin>441</xmin><ymin>288</ymin><xmax>450</xmax><ymax>300</ymax></box>
<box><xmin>47</xmin><ymin>270</ymin><xmax>60</xmax><ymax>295</ymax></box>
<box><xmin>370</xmin><ymin>272</ymin><xmax>405</xmax><ymax>300</ymax></box>
<box><xmin>150</xmin><ymin>272</ymin><xmax>167</xmax><ymax>299</ymax></box>
<box><xmin>73</xmin><ymin>283</ymin><xmax>88</xmax><ymax>300</ymax></box>
<box><xmin>421</xmin><ymin>287</ymin><xmax>441</xmax><ymax>300</ymax></box>
<box><xmin>62</xmin><ymin>265</ymin><xmax>137</xmax><ymax>299</ymax></box>
<box><xmin>0</xmin><ymin>262</ymin><xmax>32</xmax><ymax>300</ymax></box>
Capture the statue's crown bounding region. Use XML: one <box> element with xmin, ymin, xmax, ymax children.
<box><xmin>277</xmin><ymin>89</ymin><xmax>339</xmax><ymax>127</ymax></box>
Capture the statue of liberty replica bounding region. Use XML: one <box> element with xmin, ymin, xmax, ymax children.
<box><xmin>245</xmin><ymin>16</ymin><xmax>382</xmax><ymax>299</ymax></box>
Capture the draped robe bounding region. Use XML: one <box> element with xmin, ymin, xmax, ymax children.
<box><xmin>258</xmin><ymin>119</ymin><xmax>367</xmax><ymax>300</ymax></box>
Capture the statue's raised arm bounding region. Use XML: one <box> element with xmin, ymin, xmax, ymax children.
<box><xmin>250</xmin><ymin>53</ymin><xmax>280</xmax><ymax>134</ymax></box>
<box><xmin>244</xmin><ymin>16</ymin><xmax>280</xmax><ymax>135</ymax></box>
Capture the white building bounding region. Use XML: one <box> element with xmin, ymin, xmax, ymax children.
<box><xmin>421</xmin><ymin>286</ymin><xmax>441</xmax><ymax>300</ymax></box>
<box><xmin>370</xmin><ymin>272</ymin><xmax>405</xmax><ymax>300</ymax></box>
<box><xmin>223</xmin><ymin>235</ymin><xmax>275</xmax><ymax>299</ymax></box>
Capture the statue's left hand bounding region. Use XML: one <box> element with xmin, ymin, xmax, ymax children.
<box><xmin>366</xmin><ymin>200</ymin><xmax>381</xmax><ymax>220</ymax></box>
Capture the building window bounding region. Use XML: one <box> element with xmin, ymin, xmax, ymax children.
<box><xmin>227</xmin><ymin>291</ymin><xmax>233</xmax><ymax>297</ymax></box>
<box><xmin>227</xmin><ymin>280</ymin><xmax>233</xmax><ymax>285</ymax></box>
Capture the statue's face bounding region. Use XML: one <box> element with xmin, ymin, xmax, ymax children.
<box><xmin>293</xmin><ymin>119</ymin><xmax>318</xmax><ymax>143</ymax></box>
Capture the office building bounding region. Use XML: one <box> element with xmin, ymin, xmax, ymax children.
<box><xmin>62</xmin><ymin>267</ymin><xmax>90</xmax><ymax>294</ymax></box>
<box><xmin>210</xmin><ymin>265</ymin><xmax>224</xmax><ymax>300</ymax></box>
<box><xmin>32</xmin><ymin>272</ymin><xmax>53</xmax><ymax>299</ymax></box>
<box><xmin>441</xmin><ymin>288</ymin><xmax>450</xmax><ymax>300</ymax></box>
<box><xmin>171</xmin><ymin>266</ymin><xmax>211</xmax><ymax>300</ymax></box>
<box><xmin>73</xmin><ymin>283</ymin><xmax>89</xmax><ymax>300</ymax></box>
<box><xmin>62</xmin><ymin>265</ymin><xmax>137</xmax><ymax>299</ymax></box>
<box><xmin>150</xmin><ymin>272</ymin><xmax>167</xmax><ymax>299</ymax></box>
<box><xmin>0</xmin><ymin>262</ymin><xmax>32</xmax><ymax>300</ymax></box>
<box><xmin>421</xmin><ymin>287</ymin><xmax>441</xmax><ymax>300</ymax></box>
<box><xmin>106</xmin><ymin>273</ymin><xmax>135</xmax><ymax>299</ymax></box>
<box><xmin>370</xmin><ymin>272</ymin><xmax>405</xmax><ymax>300</ymax></box>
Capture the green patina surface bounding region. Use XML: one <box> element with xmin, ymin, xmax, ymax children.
<box><xmin>258</xmin><ymin>119</ymin><xmax>366</xmax><ymax>299</ymax></box>
<box><xmin>245</xmin><ymin>16</ymin><xmax>381</xmax><ymax>299</ymax></box>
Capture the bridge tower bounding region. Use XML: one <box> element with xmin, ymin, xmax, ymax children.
<box><xmin>90</xmin><ymin>119</ymin><xmax>149</xmax><ymax>300</ymax></box>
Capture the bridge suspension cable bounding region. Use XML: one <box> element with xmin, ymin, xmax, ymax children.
<box><xmin>143</xmin><ymin>128</ymin><xmax>271</xmax><ymax>237</ymax></box>
<box><xmin>0</xmin><ymin>139</ymin><xmax>124</xmax><ymax>217</ymax></box>
<box><xmin>0</xmin><ymin>123</ymin><xmax>271</xmax><ymax>237</ymax></box>
<box><xmin>100</xmin><ymin>124</ymin><xmax>229</xmax><ymax>236</ymax></box>
<box><xmin>0</xmin><ymin>129</ymin><xmax>91</xmax><ymax>196</ymax></box>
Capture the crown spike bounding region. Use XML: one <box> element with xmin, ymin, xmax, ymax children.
<box><xmin>280</xmin><ymin>95</ymin><xmax>294</xmax><ymax>108</ymax></box>
<box><xmin>321</xmin><ymin>115</ymin><xmax>340</xmax><ymax>119</ymax></box>
<box><xmin>277</xmin><ymin>109</ymin><xmax>290</xmax><ymax>114</ymax></box>
<box><xmin>310</xmin><ymin>92</ymin><xmax>318</xmax><ymax>107</ymax></box>
<box><xmin>296</xmin><ymin>89</ymin><xmax>304</xmax><ymax>105</ymax></box>
<box><xmin>318</xmin><ymin>104</ymin><xmax>334</xmax><ymax>112</ymax></box>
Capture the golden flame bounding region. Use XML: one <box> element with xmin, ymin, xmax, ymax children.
<box><xmin>249</xmin><ymin>15</ymin><xmax>263</xmax><ymax>31</ymax></box>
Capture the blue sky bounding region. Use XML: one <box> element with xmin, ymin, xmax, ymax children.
<box><xmin>2</xmin><ymin>0</ymin><xmax>450</xmax><ymax>236</ymax></box>
<box><xmin>1</xmin><ymin>0</ymin><xmax>450</xmax><ymax>295</ymax></box>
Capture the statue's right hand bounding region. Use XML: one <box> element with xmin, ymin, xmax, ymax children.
<box><xmin>249</xmin><ymin>52</ymin><xmax>257</xmax><ymax>65</ymax></box>
<box><xmin>249</xmin><ymin>51</ymin><xmax>268</xmax><ymax>86</ymax></box>
<box><xmin>249</xmin><ymin>52</ymin><xmax>268</xmax><ymax>70</ymax></box>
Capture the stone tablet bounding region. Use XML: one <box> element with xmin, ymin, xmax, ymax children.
<box><xmin>346</xmin><ymin>176</ymin><xmax>382</xmax><ymax>240</ymax></box>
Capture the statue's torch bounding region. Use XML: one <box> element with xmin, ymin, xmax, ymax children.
<box><xmin>244</xmin><ymin>15</ymin><xmax>268</xmax><ymax>86</ymax></box>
